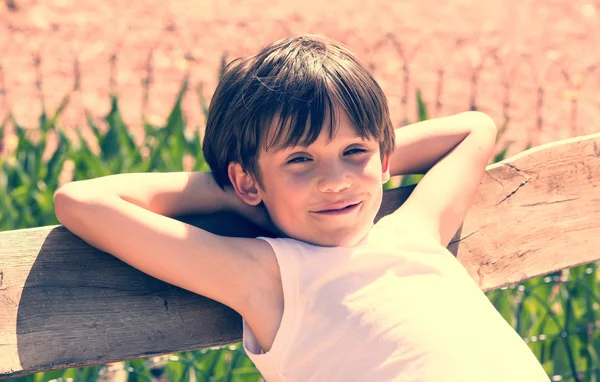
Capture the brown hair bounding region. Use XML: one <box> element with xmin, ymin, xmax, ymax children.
<box><xmin>202</xmin><ymin>34</ymin><xmax>395</xmax><ymax>190</ymax></box>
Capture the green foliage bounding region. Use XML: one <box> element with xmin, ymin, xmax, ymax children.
<box><xmin>1</xmin><ymin>84</ymin><xmax>595</xmax><ymax>382</ymax></box>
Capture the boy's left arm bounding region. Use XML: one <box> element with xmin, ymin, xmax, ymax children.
<box><xmin>389</xmin><ymin>111</ymin><xmax>497</xmax><ymax>177</ymax></box>
<box><xmin>386</xmin><ymin>111</ymin><xmax>498</xmax><ymax>247</ymax></box>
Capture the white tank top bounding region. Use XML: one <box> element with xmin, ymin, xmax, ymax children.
<box><xmin>242</xmin><ymin>215</ymin><xmax>549</xmax><ymax>381</ymax></box>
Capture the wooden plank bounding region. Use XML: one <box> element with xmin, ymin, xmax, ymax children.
<box><xmin>447</xmin><ymin>132</ymin><xmax>600</xmax><ymax>291</ymax></box>
<box><xmin>0</xmin><ymin>212</ymin><xmax>271</xmax><ymax>379</ymax></box>
<box><xmin>1</xmin><ymin>132</ymin><xmax>599</xmax><ymax>378</ymax></box>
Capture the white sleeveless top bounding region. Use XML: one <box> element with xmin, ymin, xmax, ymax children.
<box><xmin>242</xmin><ymin>215</ymin><xmax>549</xmax><ymax>381</ymax></box>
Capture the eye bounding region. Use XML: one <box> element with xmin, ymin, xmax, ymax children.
<box><xmin>344</xmin><ymin>148</ymin><xmax>367</xmax><ymax>155</ymax></box>
<box><xmin>288</xmin><ymin>156</ymin><xmax>311</xmax><ymax>164</ymax></box>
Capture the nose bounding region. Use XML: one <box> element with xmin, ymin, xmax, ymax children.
<box><xmin>316</xmin><ymin>163</ymin><xmax>352</xmax><ymax>193</ymax></box>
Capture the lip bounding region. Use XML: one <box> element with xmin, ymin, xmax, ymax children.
<box><xmin>311</xmin><ymin>201</ymin><xmax>362</xmax><ymax>215</ymax></box>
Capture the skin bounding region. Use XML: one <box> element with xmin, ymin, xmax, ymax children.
<box><xmin>228</xmin><ymin>106</ymin><xmax>391</xmax><ymax>248</ymax></box>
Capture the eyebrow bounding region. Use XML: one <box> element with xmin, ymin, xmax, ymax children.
<box><xmin>287</xmin><ymin>135</ymin><xmax>371</xmax><ymax>150</ymax></box>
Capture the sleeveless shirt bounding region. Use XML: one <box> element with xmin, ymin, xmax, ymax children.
<box><xmin>241</xmin><ymin>215</ymin><xmax>549</xmax><ymax>381</ymax></box>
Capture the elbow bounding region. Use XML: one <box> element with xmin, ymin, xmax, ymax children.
<box><xmin>54</xmin><ymin>186</ymin><xmax>79</xmax><ymax>227</ymax></box>
<box><xmin>53</xmin><ymin>181</ymin><xmax>98</xmax><ymax>227</ymax></box>
<box><xmin>468</xmin><ymin>111</ymin><xmax>498</xmax><ymax>135</ymax></box>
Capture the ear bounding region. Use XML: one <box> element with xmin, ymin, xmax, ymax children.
<box><xmin>228</xmin><ymin>162</ymin><xmax>263</xmax><ymax>206</ymax></box>
<box><xmin>382</xmin><ymin>155</ymin><xmax>391</xmax><ymax>184</ymax></box>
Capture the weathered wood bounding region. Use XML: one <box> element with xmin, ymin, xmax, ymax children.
<box><xmin>447</xmin><ymin>132</ymin><xmax>600</xmax><ymax>291</ymax></box>
<box><xmin>1</xmin><ymin>132</ymin><xmax>599</xmax><ymax>379</ymax></box>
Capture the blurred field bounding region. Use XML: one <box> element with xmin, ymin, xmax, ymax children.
<box><xmin>1</xmin><ymin>0</ymin><xmax>599</xmax><ymax>156</ymax></box>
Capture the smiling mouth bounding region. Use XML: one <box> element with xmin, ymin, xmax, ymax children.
<box><xmin>313</xmin><ymin>202</ymin><xmax>362</xmax><ymax>215</ymax></box>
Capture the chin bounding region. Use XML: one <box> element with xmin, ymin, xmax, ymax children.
<box><xmin>321</xmin><ymin>238</ymin><xmax>359</xmax><ymax>248</ymax></box>
<box><xmin>304</xmin><ymin>227</ymin><xmax>369</xmax><ymax>248</ymax></box>
<box><xmin>276</xmin><ymin>215</ymin><xmax>373</xmax><ymax>247</ymax></box>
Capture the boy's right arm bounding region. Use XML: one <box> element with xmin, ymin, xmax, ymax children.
<box><xmin>53</xmin><ymin>171</ymin><xmax>278</xmax><ymax>317</ymax></box>
<box><xmin>57</xmin><ymin>171</ymin><xmax>242</xmax><ymax>217</ymax></box>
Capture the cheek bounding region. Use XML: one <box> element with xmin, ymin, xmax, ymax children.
<box><xmin>362</xmin><ymin>157</ymin><xmax>384</xmax><ymax>180</ymax></box>
<box><xmin>277</xmin><ymin>170</ymin><xmax>316</xmax><ymax>195</ymax></box>
<box><xmin>265</xmin><ymin>181</ymin><xmax>307</xmax><ymax>217</ymax></box>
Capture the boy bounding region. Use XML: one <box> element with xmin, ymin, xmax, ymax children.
<box><xmin>54</xmin><ymin>35</ymin><xmax>549</xmax><ymax>381</ymax></box>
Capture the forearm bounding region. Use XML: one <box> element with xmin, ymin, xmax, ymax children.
<box><xmin>389</xmin><ymin>111</ymin><xmax>497</xmax><ymax>176</ymax></box>
<box><xmin>55</xmin><ymin>171</ymin><xmax>235</xmax><ymax>217</ymax></box>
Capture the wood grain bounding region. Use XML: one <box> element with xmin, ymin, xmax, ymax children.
<box><xmin>1</xmin><ymin>132</ymin><xmax>599</xmax><ymax>378</ymax></box>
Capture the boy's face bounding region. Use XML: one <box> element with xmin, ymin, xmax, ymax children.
<box><xmin>234</xmin><ymin>107</ymin><xmax>390</xmax><ymax>247</ymax></box>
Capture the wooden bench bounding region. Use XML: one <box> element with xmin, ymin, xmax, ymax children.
<box><xmin>1</xmin><ymin>132</ymin><xmax>599</xmax><ymax>379</ymax></box>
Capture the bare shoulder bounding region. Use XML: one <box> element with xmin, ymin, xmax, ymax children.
<box><xmin>238</xmin><ymin>237</ymin><xmax>285</xmax><ymax>353</ymax></box>
<box><xmin>240</xmin><ymin>237</ymin><xmax>280</xmax><ymax>287</ymax></box>
<box><xmin>209</xmin><ymin>234</ymin><xmax>281</xmax><ymax>315</ymax></box>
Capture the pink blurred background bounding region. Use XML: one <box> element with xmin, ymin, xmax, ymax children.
<box><xmin>1</xmin><ymin>0</ymin><xmax>599</xmax><ymax>157</ymax></box>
